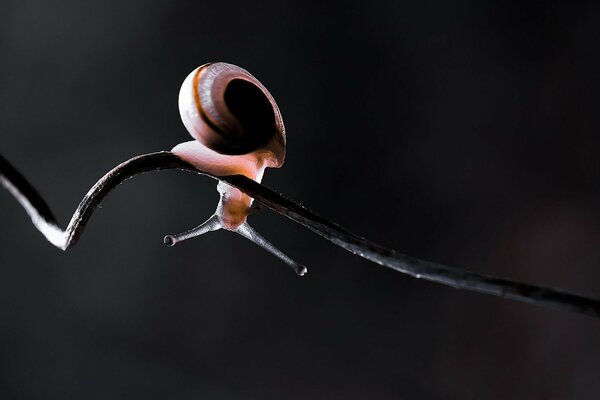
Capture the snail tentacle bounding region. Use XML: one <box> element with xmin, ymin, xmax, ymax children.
<box><xmin>235</xmin><ymin>222</ymin><xmax>307</xmax><ymax>276</ymax></box>
<box><xmin>164</xmin><ymin>213</ymin><xmax>222</xmax><ymax>247</ymax></box>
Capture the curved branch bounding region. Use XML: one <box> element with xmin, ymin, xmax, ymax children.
<box><xmin>1</xmin><ymin>151</ymin><xmax>600</xmax><ymax>318</ymax></box>
<box><xmin>0</xmin><ymin>152</ymin><xmax>201</xmax><ymax>249</ymax></box>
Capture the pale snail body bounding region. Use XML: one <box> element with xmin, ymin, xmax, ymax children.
<box><xmin>166</xmin><ymin>62</ymin><xmax>305</xmax><ymax>275</ymax></box>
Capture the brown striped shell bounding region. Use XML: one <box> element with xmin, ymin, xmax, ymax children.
<box><xmin>178</xmin><ymin>62</ymin><xmax>286</xmax><ymax>168</ymax></box>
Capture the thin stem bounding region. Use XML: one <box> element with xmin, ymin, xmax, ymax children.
<box><xmin>1</xmin><ymin>151</ymin><xmax>599</xmax><ymax>318</ymax></box>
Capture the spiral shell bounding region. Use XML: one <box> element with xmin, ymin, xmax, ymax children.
<box><xmin>178</xmin><ymin>62</ymin><xmax>285</xmax><ymax>167</ymax></box>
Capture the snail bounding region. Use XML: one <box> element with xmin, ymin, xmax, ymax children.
<box><xmin>164</xmin><ymin>62</ymin><xmax>306</xmax><ymax>276</ymax></box>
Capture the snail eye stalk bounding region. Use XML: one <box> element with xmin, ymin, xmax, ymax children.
<box><xmin>234</xmin><ymin>223</ymin><xmax>307</xmax><ymax>276</ymax></box>
<box><xmin>164</xmin><ymin>212</ymin><xmax>307</xmax><ymax>276</ymax></box>
<box><xmin>163</xmin><ymin>214</ymin><xmax>221</xmax><ymax>247</ymax></box>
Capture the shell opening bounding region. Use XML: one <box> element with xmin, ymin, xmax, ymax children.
<box><xmin>222</xmin><ymin>79</ymin><xmax>276</xmax><ymax>155</ymax></box>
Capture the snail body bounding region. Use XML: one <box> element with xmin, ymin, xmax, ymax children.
<box><xmin>166</xmin><ymin>63</ymin><xmax>305</xmax><ymax>275</ymax></box>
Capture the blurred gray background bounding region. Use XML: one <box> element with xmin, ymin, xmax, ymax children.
<box><xmin>2</xmin><ymin>0</ymin><xmax>600</xmax><ymax>398</ymax></box>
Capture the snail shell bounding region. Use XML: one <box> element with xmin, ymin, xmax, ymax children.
<box><xmin>175</xmin><ymin>62</ymin><xmax>285</xmax><ymax>180</ymax></box>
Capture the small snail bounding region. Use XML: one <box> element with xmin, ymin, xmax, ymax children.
<box><xmin>165</xmin><ymin>62</ymin><xmax>306</xmax><ymax>276</ymax></box>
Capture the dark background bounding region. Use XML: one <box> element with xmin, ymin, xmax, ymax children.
<box><xmin>1</xmin><ymin>0</ymin><xmax>600</xmax><ymax>398</ymax></box>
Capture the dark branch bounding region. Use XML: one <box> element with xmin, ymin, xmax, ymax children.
<box><xmin>1</xmin><ymin>151</ymin><xmax>600</xmax><ymax>318</ymax></box>
<box><xmin>1</xmin><ymin>152</ymin><xmax>200</xmax><ymax>249</ymax></box>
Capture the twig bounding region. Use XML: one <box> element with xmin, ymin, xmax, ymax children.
<box><xmin>1</xmin><ymin>151</ymin><xmax>599</xmax><ymax>318</ymax></box>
